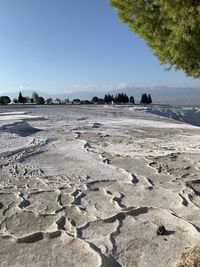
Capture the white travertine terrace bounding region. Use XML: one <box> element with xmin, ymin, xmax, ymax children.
<box><xmin>0</xmin><ymin>105</ymin><xmax>200</xmax><ymax>266</ymax></box>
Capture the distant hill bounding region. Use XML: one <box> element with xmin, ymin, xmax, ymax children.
<box><xmin>1</xmin><ymin>86</ymin><xmax>200</xmax><ymax>105</ymax></box>
<box><xmin>1</xmin><ymin>90</ymin><xmax>105</xmax><ymax>101</ymax></box>
<box><xmin>111</xmin><ymin>86</ymin><xmax>200</xmax><ymax>105</ymax></box>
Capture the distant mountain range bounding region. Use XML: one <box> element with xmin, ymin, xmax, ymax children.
<box><xmin>2</xmin><ymin>86</ymin><xmax>200</xmax><ymax>105</ymax></box>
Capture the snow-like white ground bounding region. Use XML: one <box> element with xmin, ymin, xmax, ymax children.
<box><xmin>0</xmin><ymin>105</ymin><xmax>200</xmax><ymax>267</ymax></box>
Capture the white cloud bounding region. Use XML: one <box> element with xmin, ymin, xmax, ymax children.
<box><xmin>102</xmin><ymin>84</ymin><xmax>114</xmax><ymax>89</ymax></box>
<box><xmin>116</xmin><ymin>83</ymin><xmax>128</xmax><ymax>89</ymax></box>
<box><xmin>72</xmin><ymin>84</ymin><xmax>105</xmax><ymax>91</ymax></box>
<box><xmin>73</xmin><ymin>84</ymin><xmax>81</xmax><ymax>88</ymax></box>
<box><xmin>71</xmin><ymin>83</ymin><xmax>128</xmax><ymax>92</ymax></box>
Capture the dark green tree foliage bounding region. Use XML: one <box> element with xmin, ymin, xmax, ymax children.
<box><xmin>91</xmin><ymin>96</ymin><xmax>99</xmax><ymax>103</ymax></box>
<box><xmin>140</xmin><ymin>93</ymin><xmax>152</xmax><ymax>104</ymax></box>
<box><xmin>97</xmin><ymin>98</ymin><xmax>105</xmax><ymax>104</ymax></box>
<box><xmin>0</xmin><ymin>96</ymin><xmax>11</xmax><ymax>105</ymax></box>
<box><xmin>91</xmin><ymin>97</ymin><xmax>105</xmax><ymax>104</ymax></box>
<box><xmin>147</xmin><ymin>94</ymin><xmax>152</xmax><ymax>104</ymax></box>
<box><xmin>104</xmin><ymin>94</ymin><xmax>114</xmax><ymax>103</ymax></box>
<box><xmin>115</xmin><ymin>93</ymin><xmax>129</xmax><ymax>103</ymax></box>
<box><xmin>72</xmin><ymin>99</ymin><xmax>81</xmax><ymax>104</ymax></box>
<box><xmin>81</xmin><ymin>100</ymin><xmax>91</xmax><ymax>104</ymax></box>
<box><xmin>18</xmin><ymin>92</ymin><xmax>28</xmax><ymax>104</ymax></box>
<box><xmin>13</xmin><ymin>98</ymin><xmax>18</xmax><ymax>104</ymax></box>
<box><xmin>141</xmin><ymin>93</ymin><xmax>147</xmax><ymax>104</ymax></box>
<box><xmin>110</xmin><ymin>0</ymin><xmax>200</xmax><ymax>78</ymax></box>
<box><xmin>18</xmin><ymin>92</ymin><xmax>24</xmax><ymax>103</ymax></box>
<box><xmin>46</xmin><ymin>98</ymin><xmax>53</xmax><ymax>104</ymax></box>
<box><xmin>36</xmin><ymin>97</ymin><xmax>45</xmax><ymax>105</ymax></box>
<box><xmin>130</xmin><ymin>96</ymin><xmax>135</xmax><ymax>104</ymax></box>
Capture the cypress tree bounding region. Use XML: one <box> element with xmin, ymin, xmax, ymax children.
<box><xmin>18</xmin><ymin>92</ymin><xmax>24</xmax><ymax>103</ymax></box>
<box><xmin>140</xmin><ymin>93</ymin><xmax>149</xmax><ymax>104</ymax></box>
<box><xmin>147</xmin><ymin>94</ymin><xmax>152</xmax><ymax>104</ymax></box>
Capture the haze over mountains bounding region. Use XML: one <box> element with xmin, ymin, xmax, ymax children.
<box><xmin>2</xmin><ymin>86</ymin><xmax>200</xmax><ymax>105</ymax></box>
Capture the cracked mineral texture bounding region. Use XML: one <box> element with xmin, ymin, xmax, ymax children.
<box><xmin>0</xmin><ymin>105</ymin><xmax>200</xmax><ymax>267</ymax></box>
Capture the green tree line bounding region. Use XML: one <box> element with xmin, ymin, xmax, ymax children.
<box><xmin>0</xmin><ymin>91</ymin><xmax>153</xmax><ymax>105</ymax></box>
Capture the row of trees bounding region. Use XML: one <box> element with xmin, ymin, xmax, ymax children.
<box><xmin>92</xmin><ymin>93</ymin><xmax>134</xmax><ymax>104</ymax></box>
<box><xmin>13</xmin><ymin>92</ymin><xmax>45</xmax><ymax>105</ymax></box>
<box><xmin>92</xmin><ymin>93</ymin><xmax>152</xmax><ymax>104</ymax></box>
<box><xmin>0</xmin><ymin>91</ymin><xmax>152</xmax><ymax>105</ymax></box>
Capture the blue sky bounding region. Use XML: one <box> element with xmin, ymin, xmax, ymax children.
<box><xmin>0</xmin><ymin>0</ymin><xmax>199</xmax><ymax>94</ymax></box>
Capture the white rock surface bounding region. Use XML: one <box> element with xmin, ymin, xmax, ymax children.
<box><xmin>0</xmin><ymin>105</ymin><xmax>200</xmax><ymax>266</ymax></box>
